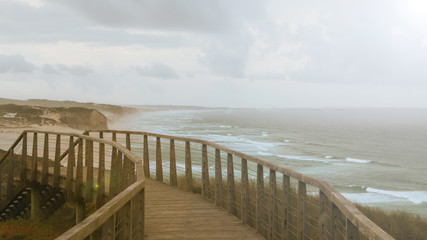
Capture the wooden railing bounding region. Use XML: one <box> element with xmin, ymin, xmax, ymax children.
<box><xmin>86</xmin><ymin>130</ymin><xmax>394</xmax><ymax>240</ymax></box>
<box><xmin>0</xmin><ymin>130</ymin><xmax>145</xmax><ymax>240</ymax></box>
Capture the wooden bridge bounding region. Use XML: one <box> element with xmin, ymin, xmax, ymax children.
<box><xmin>0</xmin><ymin>129</ymin><xmax>394</xmax><ymax>240</ymax></box>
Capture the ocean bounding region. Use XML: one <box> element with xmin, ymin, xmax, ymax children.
<box><xmin>122</xmin><ymin>108</ymin><xmax>427</xmax><ymax>216</ymax></box>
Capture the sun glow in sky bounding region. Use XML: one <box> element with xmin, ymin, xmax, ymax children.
<box><xmin>0</xmin><ymin>0</ymin><xmax>427</xmax><ymax>108</ymax></box>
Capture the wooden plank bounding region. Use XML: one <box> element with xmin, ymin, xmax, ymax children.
<box><xmin>185</xmin><ymin>141</ymin><xmax>192</xmax><ymax>192</ymax></box>
<box><xmin>109</xmin><ymin>145</ymin><xmax>118</xmax><ymax>198</ymax></box>
<box><xmin>201</xmin><ymin>144</ymin><xmax>209</xmax><ymax>198</ymax></box>
<box><xmin>332</xmin><ymin>203</ymin><xmax>341</xmax><ymax>240</ymax></box>
<box><xmin>169</xmin><ymin>139</ymin><xmax>177</xmax><ymax>187</ymax></box>
<box><xmin>227</xmin><ymin>153</ymin><xmax>236</xmax><ymax>216</ymax></box>
<box><xmin>297</xmin><ymin>181</ymin><xmax>307</xmax><ymax>240</ymax></box>
<box><xmin>75</xmin><ymin>139</ymin><xmax>84</xmax><ymax>202</ymax></box>
<box><xmin>41</xmin><ymin>133</ymin><xmax>49</xmax><ymax>185</ymax></box>
<box><xmin>256</xmin><ymin>164</ymin><xmax>264</xmax><ymax>236</ymax></box>
<box><xmin>143</xmin><ymin>135</ymin><xmax>150</xmax><ymax>178</ymax></box>
<box><xmin>85</xmin><ymin>139</ymin><xmax>94</xmax><ymax>200</ymax></box>
<box><xmin>53</xmin><ymin>134</ymin><xmax>61</xmax><ymax>188</ymax></box>
<box><xmin>215</xmin><ymin>148</ymin><xmax>222</xmax><ymax>207</ymax></box>
<box><xmin>282</xmin><ymin>175</ymin><xmax>291</xmax><ymax>240</ymax></box>
<box><xmin>6</xmin><ymin>146</ymin><xmax>15</xmax><ymax>199</ymax></box>
<box><xmin>126</xmin><ymin>133</ymin><xmax>131</xmax><ymax>150</ymax></box>
<box><xmin>347</xmin><ymin>218</ymin><xmax>359</xmax><ymax>240</ymax></box>
<box><xmin>117</xmin><ymin>151</ymin><xmax>123</xmax><ymax>193</ymax></box>
<box><xmin>319</xmin><ymin>190</ymin><xmax>331</xmax><ymax>240</ymax></box>
<box><xmin>268</xmin><ymin>169</ymin><xmax>276</xmax><ymax>240</ymax></box>
<box><xmin>144</xmin><ymin>179</ymin><xmax>263</xmax><ymax>240</ymax></box>
<box><xmin>97</xmin><ymin>132</ymin><xmax>106</xmax><ymax>208</ymax></box>
<box><xmin>66</xmin><ymin>136</ymin><xmax>75</xmax><ymax>200</ymax></box>
<box><xmin>241</xmin><ymin>158</ymin><xmax>249</xmax><ymax>224</ymax></box>
<box><xmin>20</xmin><ymin>132</ymin><xmax>27</xmax><ymax>187</ymax></box>
<box><xmin>30</xmin><ymin>132</ymin><xmax>38</xmax><ymax>182</ymax></box>
<box><xmin>156</xmin><ymin>137</ymin><xmax>163</xmax><ymax>181</ymax></box>
<box><xmin>101</xmin><ymin>216</ymin><xmax>115</xmax><ymax>240</ymax></box>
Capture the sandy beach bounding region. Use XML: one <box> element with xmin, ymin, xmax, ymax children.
<box><xmin>0</xmin><ymin>125</ymin><xmax>82</xmax><ymax>151</ymax></box>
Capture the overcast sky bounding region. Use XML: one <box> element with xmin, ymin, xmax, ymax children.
<box><xmin>1</xmin><ymin>0</ymin><xmax>427</xmax><ymax>108</ymax></box>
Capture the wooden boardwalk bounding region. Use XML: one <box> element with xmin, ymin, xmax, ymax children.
<box><xmin>145</xmin><ymin>179</ymin><xmax>263</xmax><ymax>240</ymax></box>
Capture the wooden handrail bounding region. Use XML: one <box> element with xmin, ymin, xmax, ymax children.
<box><xmin>0</xmin><ymin>132</ymin><xmax>23</xmax><ymax>165</ymax></box>
<box><xmin>1</xmin><ymin>128</ymin><xmax>394</xmax><ymax>240</ymax></box>
<box><xmin>86</xmin><ymin>129</ymin><xmax>395</xmax><ymax>240</ymax></box>
<box><xmin>0</xmin><ymin>130</ymin><xmax>145</xmax><ymax>240</ymax></box>
<box><xmin>55</xmin><ymin>179</ymin><xmax>145</xmax><ymax>240</ymax></box>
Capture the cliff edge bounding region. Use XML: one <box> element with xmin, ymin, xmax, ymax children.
<box><xmin>0</xmin><ymin>104</ymin><xmax>108</xmax><ymax>130</ymax></box>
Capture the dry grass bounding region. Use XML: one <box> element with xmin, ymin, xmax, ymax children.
<box><xmin>356</xmin><ymin>204</ymin><xmax>427</xmax><ymax>240</ymax></box>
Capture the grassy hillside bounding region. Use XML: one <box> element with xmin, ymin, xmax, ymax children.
<box><xmin>0</xmin><ymin>104</ymin><xmax>108</xmax><ymax>130</ymax></box>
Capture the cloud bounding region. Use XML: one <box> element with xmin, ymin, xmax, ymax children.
<box><xmin>41</xmin><ymin>64</ymin><xmax>59</xmax><ymax>74</ymax></box>
<box><xmin>51</xmin><ymin>0</ymin><xmax>232</xmax><ymax>33</ymax></box>
<box><xmin>55</xmin><ymin>64</ymin><xmax>94</xmax><ymax>76</ymax></box>
<box><xmin>132</xmin><ymin>63</ymin><xmax>179</xmax><ymax>79</ymax></box>
<box><xmin>0</xmin><ymin>54</ymin><xmax>36</xmax><ymax>73</ymax></box>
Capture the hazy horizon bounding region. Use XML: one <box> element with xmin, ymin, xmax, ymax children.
<box><xmin>1</xmin><ymin>1</ymin><xmax>427</xmax><ymax>108</ymax></box>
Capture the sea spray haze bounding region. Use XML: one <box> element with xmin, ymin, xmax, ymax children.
<box><xmin>126</xmin><ymin>108</ymin><xmax>427</xmax><ymax>216</ymax></box>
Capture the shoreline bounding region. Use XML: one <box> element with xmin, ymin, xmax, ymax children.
<box><xmin>0</xmin><ymin>125</ymin><xmax>82</xmax><ymax>150</ymax></box>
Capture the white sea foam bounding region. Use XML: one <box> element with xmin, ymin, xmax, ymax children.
<box><xmin>257</xmin><ymin>151</ymin><xmax>274</xmax><ymax>156</ymax></box>
<box><xmin>345</xmin><ymin>157</ymin><xmax>371</xmax><ymax>164</ymax></box>
<box><xmin>366</xmin><ymin>188</ymin><xmax>427</xmax><ymax>204</ymax></box>
<box><xmin>325</xmin><ymin>155</ymin><xmax>333</xmax><ymax>159</ymax></box>
<box><xmin>342</xmin><ymin>193</ymin><xmax>397</xmax><ymax>204</ymax></box>
<box><xmin>261</xmin><ymin>131</ymin><xmax>269</xmax><ymax>136</ymax></box>
<box><xmin>283</xmin><ymin>139</ymin><xmax>291</xmax><ymax>143</ymax></box>
<box><xmin>277</xmin><ymin>154</ymin><xmax>335</xmax><ymax>163</ymax></box>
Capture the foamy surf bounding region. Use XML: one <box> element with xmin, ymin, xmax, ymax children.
<box><xmin>345</xmin><ymin>157</ymin><xmax>371</xmax><ymax>164</ymax></box>
<box><xmin>257</xmin><ymin>151</ymin><xmax>274</xmax><ymax>156</ymax></box>
<box><xmin>277</xmin><ymin>154</ymin><xmax>336</xmax><ymax>163</ymax></box>
<box><xmin>366</xmin><ymin>188</ymin><xmax>427</xmax><ymax>204</ymax></box>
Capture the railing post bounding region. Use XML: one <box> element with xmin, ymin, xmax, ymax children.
<box><xmin>53</xmin><ymin>134</ymin><xmax>61</xmax><ymax>188</ymax></box>
<box><xmin>30</xmin><ymin>132</ymin><xmax>38</xmax><ymax>182</ymax></box>
<box><xmin>170</xmin><ymin>139</ymin><xmax>177</xmax><ymax>187</ymax></box>
<box><xmin>332</xmin><ymin>203</ymin><xmax>341</xmax><ymax>240</ymax></box>
<box><xmin>256</xmin><ymin>164</ymin><xmax>265</xmax><ymax>236</ymax></box>
<box><xmin>156</xmin><ymin>137</ymin><xmax>163</xmax><ymax>182</ymax></box>
<box><xmin>319</xmin><ymin>190</ymin><xmax>332</xmax><ymax>240</ymax></box>
<box><xmin>126</xmin><ymin>133</ymin><xmax>131</xmax><ymax>150</ymax></box>
<box><xmin>75</xmin><ymin>139</ymin><xmax>85</xmax><ymax>223</ymax></box>
<box><xmin>215</xmin><ymin>148</ymin><xmax>222</xmax><ymax>207</ymax></box>
<box><xmin>241</xmin><ymin>158</ymin><xmax>249</xmax><ymax>224</ymax></box>
<box><xmin>65</xmin><ymin>136</ymin><xmax>75</xmax><ymax>200</ymax></box>
<box><xmin>30</xmin><ymin>183</ymin><xmax>42</xmax><ymax>222</ymax></box>
<box><xmin>346</xmin><ymin>218</ymin><xmax>359</xmax><ymax>240</ymax></box>
<box><xmin>97</xmin><ymin>132</ymin><xmax>106</xmax><ymax>208</ymax></box>
<box><xmin>282</xmin><ymin>175</ymin><xmax>291</xmax><ymax>240</ymax></box>
<box><xmin>298</xmin><ymin>181</ymin><xmax>307</xmax><ymax>240</ymax></box>
<box><xmin>227</xmin><ymin>153</ymin><xmax>236</xmax><ymax>215</ymax></box>
<box><xmin>20</xmin><ymin>132</ymin><xmax>27</xmax><ymax>187</ymax></box>
<box><xmin>102</xmin><ymin>215</ymin><xmax>116</xmax><ymax>240</ymax></box>
<box><xmin>6</xmin><ymin>147</ymin><xmax>15</xmax><ymax>200</ymax></box>
<box><xmin>143</xmin><ymin>135</ymin><xmax>150</xmax><ymax>178</ymax></box>
<box><xmin>117</xmin><ymin>151</ymin><xmax>123</xmax><ymax>192</ymax></box>
<box><xmin>41</xmin><ymin>133</ymin><xmax>49</xmax><ymax>185</ymax></box>
<box><xmin>201</xmin><ymin>144</ymin><xmax>209</xmax><ymax>198</ymax></box>
<box><xmin>109</xmin><ymin>146</ymin><xmax>118</xmax><ymax>198</ymax></box>
<box><xmin>268</xmin><ymin>169</ymin><xmax>276</xmax><ymax>240</ymax></box>
<box><xmin>85</xmin><ymin>139</ymin><xmax>94</xmax><ymax>200</ymax></box>
<box><xmin>185</xmin><ymin>141</ymin><xmax>192</xmax><ymax>192</ymax></box>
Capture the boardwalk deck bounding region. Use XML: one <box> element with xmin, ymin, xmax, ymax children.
<box><xmin>145</xmin><ymin>179</ymin><xmax>263</xmax><ymax>240</ymax></box>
